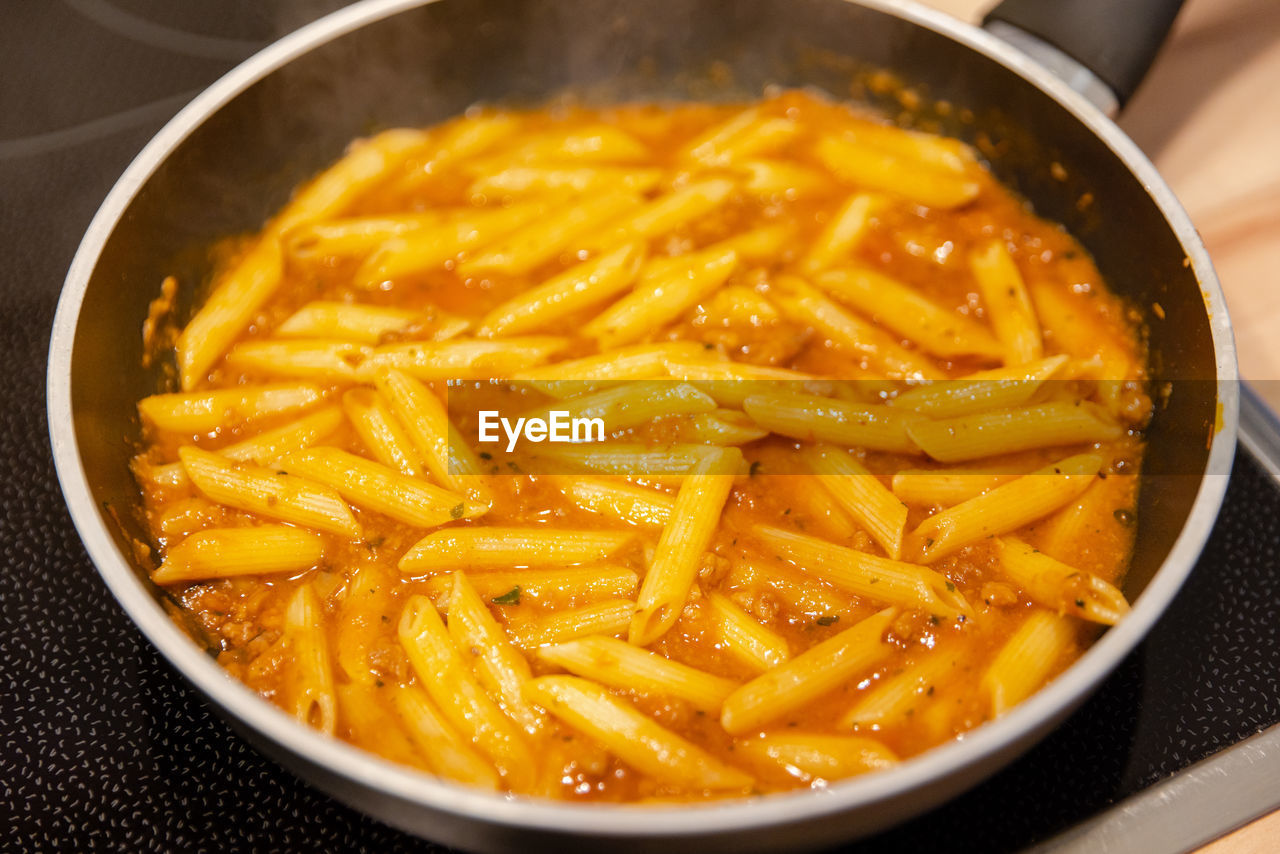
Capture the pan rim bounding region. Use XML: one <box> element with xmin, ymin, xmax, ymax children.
<box><xmin>46</xmin><ymin>0</ymin><xmax>1239</xmax><ymax>841</ymax></box>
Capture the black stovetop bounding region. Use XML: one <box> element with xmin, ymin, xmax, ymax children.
<box><xmin>4</xmin><ymin>3</ymin><xmax>1278</xmax><ymax>850</ymax></box>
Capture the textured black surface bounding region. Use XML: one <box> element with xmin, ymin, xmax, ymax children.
<box><xmin>3</xmin><ymin>3</ymin><xmax>1278</xmax><ymax>852</ymax></box>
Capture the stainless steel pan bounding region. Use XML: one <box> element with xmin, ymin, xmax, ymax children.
<box><xmin>46</xmin><ymin>0</ymin><xmax>1238</xmax><ymax>850</ymax></box>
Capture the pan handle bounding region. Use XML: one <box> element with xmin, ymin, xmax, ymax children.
<box><xmin>983</xmin><ymin>0</ymin><xmax>1185</xmax><ymax>111</ymax></box>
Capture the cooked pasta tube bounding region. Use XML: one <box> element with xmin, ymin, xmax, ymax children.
<box><xmin>335</xmin><ymin>564</ymin><xmax>396</xmax><ymax>685</ymax></box>
<box><xmin>397</xmin><ymin>595</ymin><xmax>535</xmax><ymax>788</ymax></box>
<box><xmin>969</xmin><ymin>241</ymin><xmax>1043</xmax><ymax>365</ymax></box>
<box><xmin>773</xmin><ymin>277</ymin><xmax>943</xmax><ymax>380</ymax></box>
<box><xmin>720</xmin><ymin>608</ymin><xmax>897</xmax><ymax>734</ymax></box>
<box><xmin>705</xmin><ymin>591</ymin><xmax>790</xmax><ymax>672</ymax></box>
<box><xmin>138</xmin><ymin>383</ymin><xmax>324</xmax><ymax>434</ymax></box>
<box><xmin>505</xmin><ymin>599</ymin><xmax>637</xmax><ymax>649</ymax></box>
<box><xmin>424</xmin><ymin>566</ymin><xmax>639</xmax><ymax>609</ymax></box>
<box><xmin>814</xmin><ymin>134</ymin><xmax>980</xmax><ymax>210</ymax></box>
<box><xmin>388</xmin><ymin>684</ymin><xmax>502</xmax><ymax>791</ymax></box>
<box><xmin>905</xmin><ymin>453</ymin><xmax>1102</xmax><ymax>563</ymax></box>
<box><xmin>532</xmin><ymin>442</ymin><xmax>734</xmax><ymax>477</ymax></box>
<box><xmin>141</xmin><ymin>405</ymin><xmax>344</xmax><ymax>489</ymax></box>
<box><xmin>981</xmin><ymin>610</ymin><xmax>1077</xmax><ymax>716</ymax></box>
<box><xmin>888</xmin><ymin>354</ymin><xmax>1068</xmax><ymax>418</ymax></box>
<box><xmin>890</xmin><ymin>467</ymin><xmax>1022</xmax><ymax>507</ymax></box>
<box><xmin>284</xmin><ymin>585</ymin><xmax>337</xmax><ymax>735</ymax></box>
<box><xmin>484</xmin><ymin>123</ymin><xmax>650</xmax><ymax>165</ymax></box>
<box><xmin>225</xmin><ymin>339</ymin><xmax>371</xmax><ymax>382</ymax></box>
<box><xmin>630</xmin><ymin>447</ymin><xmax>742</xmax><ymax>645</ymax></box>
<box><xmin>839</xmin><ymin>648</ymin><xmax>963</xmax><ymax>729</ymax></box>
<box><xmin>177</xmin><ymin>128</ymin><xmax>433</xmax><ymax>388</ymax></box>
<box><xmin>401</xmin><ymin>527</ymin><xmax>636</xmax><ymax>573</ymax></box>
<box><xmin>459</xmin><ymin>190</ymin><xmax>643</xmax><ymax>275</ymax></box>
<box><xmin>469</xmin><ymin>165</ymin><xmax>663</xmax><ymax>197</ymax></box>
<box><xmin>447</xmin><ymin>573</ymin><xmax>545</xmax><ymax>734</ymax></box>
<box><xmin>687</xmin><ymin>114</ymin><xmax>799</xmax><ymax>167</ymax></box>
<box><xmin>994</xmin><ymin>536</ymin><xmax>1130</xmax><ymax>625</ymax></box>
<box><xmin>738</xmin><ymin>159</ymin><xmax>830</xmax><ymax>198</ymax></box>
<box><xmin>356</xmin><ymin>201</ymin><xmax>551</xmax><ymax>285</ymax></box>
<box><xmin>906</xmin><ymin>400</ymin><xmax>1123</xmax><ymax>463</ymax></box>
<box><xmin>580</xmin><ymin>179</ymin><xmax>738</xmax><ymax>255</ymax></box>
<box><xmin>754</xmin><ymin>526</ymin><xmax>972</xmax><ymax>619</ymax></box>
<box><xmin>539</xmin><ymin>636</ymin><xmax>740</xmax><ymax>713</ymax></box>
<box><xmin>582</xmin><ymin>247</ymin><xmax>738</xmax><ymax>348</ymax></box>
<box><xmin>356</xmin><ymin>337</ymin><xmax>569</xmax><ymax>380</ymax></box>
<box><xmin>282</xmin><ymin>212</ymin><xmax>450</xmax><ymax>260</ymax></box>
<box><xmin>524</xmin><ymin>675</ymin><xmax>754</xmax><ymax>790</ymax></box>
<box><xmin>726</xmin><ymin>561</ymin><xmax>855</xmax><ymax>621</ymax></box>
<box><xmin>682</xmin><ymin>409</ymin><xmax>770</xmax><ymax>445</ymax></box>
<box><xmin>521</xmin><ymin>380</ymin><xmax>715</xmax><ymax>433</ymax></box>
<box><xmin>802</xmin><ymin>444</ymin><xmax>909</xmax><ymax>559</ymax></box>
<box><xmin>801</xmin><ymin>193</ymin><xmax>878</xmax><ymax>274</ymax></box>
<box><xmin>178</xmin><ymin>447</ymin><xmax>360</xmax><ymax>538</ymax></box>
<box><xmin>743</xmin><ymin>390</ymin><xmax>922</xmax><ymax>454</ymax></box>
<box><xmin>547</xmin><ymin>476</ymin><xmax>675</xmax><ymax>527</ymax></box>
<box><xmin>277</xmin><ymin>447</ymin><xmax>484</xmax><ymax>528</ymax></box>
<box><xmin>734</xmin><ymin>734</ymin><xmax>898</xmax><ymax>782</ymax></box>
<box><xmin>341</xmin><ymin>388</ymin><xmax>424</xmax><ymax>478</ymax></box>
<box><xmin>477</xmin><ymin>242</ymin><xmax>644</xmax><ymax>336</ymax></box>
<box><xmin>335</xmin><ymin>684</ymin><xmax>421</xmax><ymax>767</ymax></box>
<box><xmin>372</xmin><ymin>368</ymin><xmax>489</xmax><ymax>501</ymax></box>
<box><xmin>152</xmin><ymin>526</ymin><xmax>325</xmax><ymax>584</ymax></box>
<box><xmin>814</xmin><ymin>267</ymin><xmax>1003</xmax><ymax>359</ymax></box>
<box><xmin>680</xmin><ymin>107</ymin><xmax>763</xmax><ymax>164</ymax></box>
<box><xmin>839</xmin><ymin>122</ymin><xmax>977</xmax><ymax>172</ymax></box>
<box><xmin>276</xmin><ymin>301</ymin><xmax>469</xmax><ymax>344</ymax></box>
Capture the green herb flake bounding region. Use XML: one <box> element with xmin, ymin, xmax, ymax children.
<box><xmin>478</xmin><ymin>451</ymin><xmax>492</xmax><ymax>460</ymax></box>
<box><xmin>492</xmin><ymin>586</ymin><xmax>522</xmax><ymax>605</ymax></box>
<box><xmin>749</xmin><ymin>460</ymin><xmax>763</xmax><ymax>477</ymax></box>
<box><xmin>815</xmin><ymin>615</ymin><xmax>839</xmax><ymax>626</ymax></box>
<box><xmin>944</xmin><ymin>580</ymin><xmax>956</xmax><ymax>592</ymax></box>
<box><xmin>449</xmin><ymin>502</ymin><xmax>466</xmax><ymax>520</ymax></box>
<box><xmin>1075</xmin><ymin>598</ymin><xmax>1086</xmax><ymax>609</ymax></box>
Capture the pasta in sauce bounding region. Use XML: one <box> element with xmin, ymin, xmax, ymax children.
<box><xmin>133</xmin><ymin>90</ymin><xmax>1150</xmax><ymax>801</ymax></box>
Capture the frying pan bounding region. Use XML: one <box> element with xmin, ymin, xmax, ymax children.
<box><xmin>46</xmin><ymin>0</ymin><xmax>1239</xmax><ymax>850</ymax></box>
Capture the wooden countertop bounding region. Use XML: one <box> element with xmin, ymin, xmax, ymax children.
<box><xmin>922</xmin><ymin>1</ymin><xmax>1280</xmax><ymax>849</ymax></box>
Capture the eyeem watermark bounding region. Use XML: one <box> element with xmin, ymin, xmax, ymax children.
<box><xmin>477</xmin><ymin>410</ymin><xmax>606</xmax><ymax>452</ymax></box>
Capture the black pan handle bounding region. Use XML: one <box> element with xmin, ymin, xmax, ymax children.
<box><xmin>984</xmin><ymin>0</ymin><xmax>1186</xmax><ymax>106</ymax></box>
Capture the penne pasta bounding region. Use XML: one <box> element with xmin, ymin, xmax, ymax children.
<box><xmin>447</xmin><ymin>573</ymin><xmax>546</xmax><ymax>733</ymax></box>
<box><xmin>397</xmin><ymin>595</ymin><xmax>535</xmax><ymax>788</ymax></box>
<box><xmin>224</xmin><ymin>339</ymin><xmax>371</xmax><ymax>382</ymax></box>
<box><xmin>754</xmin><ymin>526</ymin><xmax>972</xmax><ymax>619</ymax></box>
<box><xmin>577</xmin><ymin>178</ymin><xmax>737</xmax><ymax>253</ymax></box>
<box><xmin>801</xmin><ymin>193</ymin><xmax>878</xmax><ymax>274</ymax></box>
<box><xmin>814</xmin><ymin>267</ymin><xmax>1003</xmax><ymax>359</ymax></box>
<box><xmin>743</xmin><ymin>390</ymin><xmax>922</xmax><ymax>454</ymax></box>
<box><xmin>505</xmin><ymin>599</ymin><xmax>637</xmax><ymax>649</ymax></box>
<box><xmin>802</xmin><ymin>444</ymin><xmax>909</xmax><ymax>559</ymax></box>
<box><xmin>284</xmin><ymin>584</ymin><xmax>338</xmax><ymax>735</ymax></box>
<box><xmin>401</xmin><ymin>527</ymin><xmax>636</xmax><ymax>573</ymax></box>
<box><xmin>356</xmin><ymin>337</ymin><xmax>569</xmax><ymax>381</ymax></box>
<box><xmin>981</xmin><ymin>610</ymin><xmax>1078</xmax><ymax>716</ymax></box>
<box><xmin>720</xmin><ymin>608</ymin><xmax>897</xmax><ymax>734</ymax></box>
<box><xmin>425</xmin><ymin>566</ymin><xmax>639</xmax><ymax>609</ymax></box>
<box><xmin>521</xmin><ymin>380</ymin><xmax>716</xmax><ymax>434</ymax></box>
<box><xmin>277</xmin><ymin>447</ymin><xmax>483</xmax><ymax>528</ymax></box>
<box><xmin>839</xmin><ymin>649</ymin><xmax>963</xmax><ymax>729</ymax></box>
<box><xmin>734</xmin><ymin>734</ymin><xmax>898</xmax><ymax>783</ymax></box>
<box><xmin>888</xmin><ymin>354</ymin><xmax>1069</xmax><ymax>418</ymax></box>
<box><xmin>583</xmin><ymin>247</ymin><xmax>738</xmax><ymax>348</ymax></box>
<box><xmin>906</xmin><ymin>400</ymin><xmax>1123</xmax><ymax>463</ymax></box>
<box><xmin>905</xmin><ymin>453</ymin><xmax>1102</xmax><ymax>562</ymax></box>
<box><xmin>469</xmin><ymin>165</ymin><xmax>663</xmax><ymax>197</ymax></box>
<box><xmin>969</xmin><ymin>241</ymin><xmax>1043</xmax><ymax>365</ymax></box>
<box><xmin>994</xmin><ymin>536</ymin><xmax>1130</xmax><ymax>625</ymax></box>
<box><xmin>705</xmin><ymin>591</ymin><xmax>790</xmax><ymax>672</ymax></box>
<box><xmin>547</xmin><ymin>476</ymin><xmax>675</xmax><ymax>527</ymax></box>
<box><xmin>178</xmin><ymin>446</ymin><xmax>360</xmax><ymax>538</ymax></box>
<box><xmin>152</xmin><ymin>525</ymin><xmax>325</xmax><ymax>584</ymax></box>
<box><xmin>630</xmin><ymin>447</ymin><xmax>742</xmax><ymax>645</ymax></box>
<box><xmin>138</xmin><ymin>383</ymin><xmax>324</xmax><ymax>434</ymax></box>
<box><xmin>335</xmin><ymin>564</ymin><xmax>397</xmax><ymax>686</ymax></box>
<box><xmin>341</xmin><ymin>388</ymin><xmax>425</xmax><ymax>477</ymax></box>
<box><xmin>814</xmin><ymin>134</ymin><xmax>980</xmax><ymax>209</ymax></box>
<box><xmin>524</xmin><ymin>676</ymin><xmax>753</xmax><ymax>790</ymax></box>
<box><xmin>539</xmin><ymin>635</ymin><xmax>740</xmax><ymax>713</ymax></box>
<box><xmin>388</xmin><ymin>684</ymin><xmax>502</xmax><ymax>791</ymax></box>
<box><xmin>890</xmin><ymin>467</ymin><xmax>1022</xmax><ymax>507</ymax></box>
<box><xmin>477</xmin><ymin>242</ymin><xmax>644</xmax><ymax>337</ymax></box>
<box><xmin>773</xmin><ymin>276</ymin><xmax>943</xmax><ymax>380</ymax></box>
<box><xmin>276</xmin><ymin>300</ymin><xmax>469</xmax><ymax>344</ymax></box>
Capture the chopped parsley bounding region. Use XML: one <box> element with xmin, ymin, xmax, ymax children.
<box><xmin>449</xmin><ymin>502</ymin><xmax>466</xmax><ymax>520</ymax></box>
<box><xmin>815</xmin><ymin>615</ymin><xmax>839</xmax><ymax>626</ymax></box>
<box><xmin>492</xmin><ymin>586</ymin><xmax>522</xmax><ymax>605</ymax></box>
<box><xmin>749</xmin><ymin>460</ymin><xmax>763</xmax><ymax>477</ymax></box>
